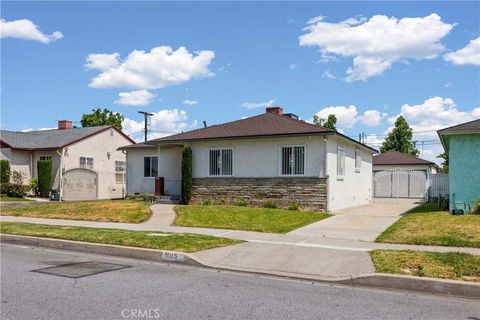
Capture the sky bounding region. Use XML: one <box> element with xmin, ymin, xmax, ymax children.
<box><xmin>1</xmin><ymin>1</ymin><xmax>479</xmax><ymax>164</ymax></box>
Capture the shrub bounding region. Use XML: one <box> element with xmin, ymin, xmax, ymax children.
<box><xmin>235</xmin><ymin>198</ymin><xmax>248</xmax><ymax>207</ymax></box>
<box><xmin>287</xmin><ymin>201</ymin><xmax>299</xmax><ymax>211</ymax></box>
<box><xmin>11</xmin><ymin>170</ymin><xmax>25</xmax><ymax>185</ymax></box>
<box><xmin>0</xmin><ymin>183</ymin><xmax>25</xmax><ymax>198</ymax></box>
<box><xmin>29</xmin><ymin>178</ymin><xmax>39</xmax><ymax>195</ymax></box>
<box><xmin>37</xmin><ymin>160</ymin><xmax>52</xmax><ymax>198</ymax></box>
<box><xmin>472</xmin><ymin>198</ymin><xmax>480</xmax><ymax>215</ymax></box>
<box><xmin>202</xmin><ymin>199</ymin><xmax>212</xmax><ymax>205</ymax></box>
<box><xmin>0</xmin><ymin>160</ymin><xmax>10</xmax><ymax>183</ymax></box>
<box><xmin>181</xmin><ymin>147</ymin><xmax>193</xmax><ymax>205</ymax></box>
<box><xmin>263</xmin><ymin>200</ymin><xmax>277</xmax><ymax>209</ymax></box>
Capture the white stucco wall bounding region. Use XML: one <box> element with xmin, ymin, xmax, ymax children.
<box><xmin>188</xmin><ymin>135</ymin><xmax>326</xmax><ymax>178</ymax></box>
<box><xmin>325</xmin><ymin>135</ymin><xmax>374</xmax><ymax>211</ymax></box>
<box><xmin>61</xmin><ymin>128</ymin><xmax>131</xmax><ymax>199</ymax></box>
<box><xmin>1</xmin><ymin>148</ymin><xmax>32</xmax><ymax>183</ymax></box>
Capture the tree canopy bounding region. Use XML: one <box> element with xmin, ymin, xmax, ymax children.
<box><xmin>313</xmin><ymin>114</ymin><xmax>337</xmax><ymax>130</ymax></box>
<box><xmin>81</xmin><ymin>108</ymin><xmax>124</xmax><ymax>130</ymax></box>
<box><xmin>380</xmin><ymin>116</ymin><xmax>419</xmax><ymax>156</ymax></box>
<box><xmin>437</xmin><ymin>152</ymin><xmax>449</xmax><ymax>173</ymax></box>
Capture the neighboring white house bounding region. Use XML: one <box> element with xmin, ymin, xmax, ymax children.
<box><xmin>120</xmin><ymin>107</ymin><xmax>377</xmax><ymax>211</ymax></box>
<box><xmin>372</xmin><ymin>151</ymin><xmax>438</xmax><ymax>200</ymax></box>
<box><xmin>0</xmin><ymin>120</ymin><xmax>135</xmax><ymax>200</ymax></box>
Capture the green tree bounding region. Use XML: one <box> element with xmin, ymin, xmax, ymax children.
<box><xmin>0</xmin><ymin>160</ymin><xmax>10</xmax><ymax>183</ymax></box>
<box><xmin>313</xmin><ymin>114</ymin><xmax>337</xmax><ymax>130</ymax></box>
<box><xmin>181</xmin><ymin>147</ymin><xmax>193</xmax><ymax>205</ymax></box>
<box><xmin>37</xmin><ymin>160</ymin><xmax>52</xmax><ymax>198</ymax></box>
<box><xmin>380</xmin><ymin>116</ymin><xmax>419</xmax><ymax>156</ymax></box>
<box><xmin>81</xmin><ymin>108</ymin><xmax>124</xmax><ymax>130</ymax></box>
<box><xmin>437</xmin><ymin>152</ymin><xmax>449</xmax><ymax>173</ymax></box>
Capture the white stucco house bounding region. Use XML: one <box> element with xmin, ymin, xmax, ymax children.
<box><xmin>120</xmin><ymin>107</ymin><xmax>377</xmax><ymax>211</ymax></box>
<box><xmin>0</xmin><ymin>120</ymin><xmax>134</xmax><ymax>200</ymax></box>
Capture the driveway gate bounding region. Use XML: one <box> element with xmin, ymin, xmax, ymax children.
<box><xmin>373</xmin><ymin>169</ymin><xmax>427</xmax><ymax>200</ymax></box>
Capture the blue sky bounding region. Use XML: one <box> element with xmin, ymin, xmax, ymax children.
<box><xmin>1</xmin><ymin>1</ymin><xmax>479</xmax><ymax>163</ymax></box>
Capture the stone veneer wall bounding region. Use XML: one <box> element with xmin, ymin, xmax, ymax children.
<box><xmin>191</xmin><ymin>177</ymin><xmax>328</xmax><ymax>211</ymax></box>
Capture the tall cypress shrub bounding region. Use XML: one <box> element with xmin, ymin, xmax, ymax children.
<box><xmin>181</xmin><ymin>147</ymin><xmax>193</xmax><ymax>204</ymax></box>
<box><xmin>0</xmin><ymin>160</ymin><xmax>10</xmax><ymax>183</ymax></box>
<box><xmin>37</xmin><ymin>160</ymin><xmax>52</xmax><ymax>197</ymax></box>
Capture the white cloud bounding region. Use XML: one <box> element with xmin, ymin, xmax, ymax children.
<box><xmin>390</xmin><ymin>97</ymin><xmax>479</xmax><ymax>140</ymax></box>
<box><xmin>240</xmin><ymin>99</ymin><xmax>276</xmax><ymax>109</ymax></box>
<box><xmin>115</xmin><ymin>90</ymin><xmax>155</xmax><ymax>106</ymax></box>
<box><xmin>0</xmin><ymin>18</ymin><xmax>63</xmax><ymax>44</ymax></box>
<box><xmin>122</xmin><ymin>109</ymin><xmax>195</xmax><ymax>142</ymax></box>
<box><xmin>86</xmin><ymin>46</ymin><xmax>215</xmax><ymax>89</ymax></box>
<box><xmin>314</xmin><ymin>105</ymin><xmax>359</xmax><ymax>128</ymax></box>
<box><xmin>299</xmin><ymin>13</ymin><xmax>454</xmax><ymax>81</ymax></box>
<box><xmin>322</xmin><ymin>70</ymin><xmax>336</xmax><ymax>79</ymax></box>
<box><xmin>444</xmin><ymin>37</ymin><xmax>480</xmax><ymax>66</ymax></box>
<box><xmin>361</xmin><ymin>110</ymin><xmax>388</xmax><ymax>127</ymax></box>
<box><xmin>445</xmin><ymin>82</ymin><xmax>452</xmax><ymax>88</ymax></box>
<box><xmin>21</xmin><ymin>126</ymin><xmax>57</xmax><ymax>132</ymax></box>
<box><xmin>289</xmin><ymin>64</ymin><xmax>297</xmax><ymax>70</ymax></box>
<box><xmin>182</xmin><ymin>99</ymin><xmax>198</xmax><ymax>106</ymax></box>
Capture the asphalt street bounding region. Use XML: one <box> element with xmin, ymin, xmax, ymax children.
<box><xmin>1</xmin><ymin>244</ymin><xmax>479</xmax><ymax>320</ymax></box>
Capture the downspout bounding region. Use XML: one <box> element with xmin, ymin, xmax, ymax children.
<box><xmin>56</xmin><ymin>148</ymin><xmax>63</xmax><ymax>200</ymax></box>
<box><xmin>323</xmin><ymin>136</ymin><xmax>330</xmax><ymax>212</ymax></box>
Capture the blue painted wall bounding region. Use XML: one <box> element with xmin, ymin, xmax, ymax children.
<box><xmin>448</xmin><ymin>134</ymin><xmax>480</xmax><ymax>211</ymax></box>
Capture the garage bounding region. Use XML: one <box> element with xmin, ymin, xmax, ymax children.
<box><xmin>62</xmin><ymin>168</ymin><xmax>98</xmax><ymax>201</ymax></box>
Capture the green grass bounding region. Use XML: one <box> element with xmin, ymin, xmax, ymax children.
<box><xmin>0</xmin><ymin>200</ymin><xmax>151</xmax><ymax>223</ymax></box>
<box><xmin>0</xmin><ymin>195</ymin><xmax>31</xmax><ymax>202</ymax></box>
<box><xmin>370</xmin><ymin>250</ymin><xmax>480</xmax><ymax>282</ymax></box>
<box><xmin>0</xmin><ymin>222</ymin><xmax>241</xmax><ymax>253</ymax></box>
<box><xmin>376</xmin><ymin>203</ymin><xmax>480</xmax><ymax>248</ymax></box>
<box><xmin>174</xmin><ymin>205</ymin><xmax>332</xmax><ymax>233</ymax></box>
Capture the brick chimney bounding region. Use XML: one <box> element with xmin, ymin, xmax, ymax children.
<box><xmin>58</xmin><ymin>120</ymin><xmax>73</xmax><ymax>130</ymax></box>
<box><xmin>266</xmin><ymin>106</ymin><xmax>283</xmax><ymax>115</ymax></box>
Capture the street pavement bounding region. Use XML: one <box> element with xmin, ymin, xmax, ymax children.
<box><xmin>2</xmin><ymin>244</ymin><xmax>479</xmax><ymax>320</ymax></box>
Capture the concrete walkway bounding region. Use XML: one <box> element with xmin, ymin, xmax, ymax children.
<box><xmin>2</xmin><ymin>201</ymin><xmax>480</xmax><ymax>280</ymax></box>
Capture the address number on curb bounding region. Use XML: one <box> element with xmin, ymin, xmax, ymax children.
<box><xmin>161</xmin><ymin>251</ymin><xmax>185</xmax><ymax>262</ymax></box>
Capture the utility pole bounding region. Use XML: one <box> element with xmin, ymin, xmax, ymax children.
<box><xmin>138</xmin><ymin>111</ymin><xmax>154</xmax><ymax>142</ymax></box>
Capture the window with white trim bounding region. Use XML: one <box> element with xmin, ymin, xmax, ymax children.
<box><xmin>80</xmin><ymin>156</ymin><xmax>94</xmax><ymax>169</ymax></box>
<box><xmin>209</xmin><ymin>148</ymin><xmax>233</xmax><ymax>176</ymax></box>
<box><xmin>115</xmin><ymin>173</ymin><xmax>125</xmax><ymax>184</ymax></box>
<box><xmin>355</xmin><ymin>149</ymin><xmax>362</xmax><ymax>171</ymax></box>
<box><xmin>337</xmin><ymin>147</ymin><xmax>345</xmax><ymax>178</ymax></box>
<box><xmin>144</xmin><ymin>156</ymin><xmax>158</xmax><ymax>177</ymax></box>
<box><xmin>115</xmin><ymin>161</ymin><xmax>126</xmax><ymax>172</ymax></box>
<box><xmin>280</xmin><ymin>145</ymin><xmax>305</xmax><ymax>176</ymax></box>
<box><xmin>39</xmin><ymin>155</ymin><xmax>52</xmax><ymax>161</ymax></box>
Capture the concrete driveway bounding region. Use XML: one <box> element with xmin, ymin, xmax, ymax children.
<box><xmin>288</xmin><ymin>199</ymin><xmax>420</xmax><ymax>242</ymax></box>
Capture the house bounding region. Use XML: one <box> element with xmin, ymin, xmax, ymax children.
<box><xmin>372</xmin><ymin>151</ymin><xmax>438</xmax><ymax>200</ymax></box>
<box><xmin>0</xmin><ymin>120</ymin><xmax>135</xmax><ymax>200</ymax></box>
<box><xmin>438</xmin><ymin>119</ymin><xmax>480</xmax><ymax>212</ymax></box>
<box><xmin>119</xmin><ymin>107</ymin><xmax>377</xmax><ymax>211</ymax></box>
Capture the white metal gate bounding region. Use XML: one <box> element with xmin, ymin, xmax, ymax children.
<box><xmin>373</xmin><ymin>170</ymin><xmax>427</xmax><ymax>200</ymax></box>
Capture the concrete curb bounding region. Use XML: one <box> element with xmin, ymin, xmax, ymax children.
<box><xmin>2</xmin><ymin>234</ymin><xmax>479</xmax><ymax>300</ymax></box>
<box><xmin>0</xmin><ymin>234</ymin><xmax>204</xmax><ymax>267</ymax></box>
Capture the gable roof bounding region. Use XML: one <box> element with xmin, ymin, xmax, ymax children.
<box><xmin>120</xmin><ymin>112</ymin><xmax>375</xmax><ymax>152</ymax></box>
<box><xmin>373</xmin><ymin>151</ymin><xmax>434</xmax><ymax>166</ymax></box>
<box><xmin>1</xmin><ymin>125</ymin><xmax>135</xmax><ymax>150</ymax></box>
<box><xmin>437</xmin><ymin>119</ymin><xmax>480</xmax><ymax>135</ymax></box>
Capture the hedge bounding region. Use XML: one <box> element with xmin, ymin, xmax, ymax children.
<box><xmin>37</xmin><ymin>160</ymin><xmax>52</xmax><ymax>197</ymax></box>
<box><xmin>181</xmin><ymin>147</ymin><xmax>193</xmax><ymax>205</ymax></box>
<box><xmin>0</xmin><ymin>160</ymin><xmax>10</xmax><ymax>183</ymax></box>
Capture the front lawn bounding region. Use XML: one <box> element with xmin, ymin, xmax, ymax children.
<box><xmin>174</xmin><ymin>205</ymin><xmax>332</xmax><ymax>233</ymax></box>
<box><xmin>0</xmin><ymin>195</ymin><xmax>31</xmax><ymax>202</ymax></box>
<box><xmin>376</xmin><ymin>203</ymin><xmax>480</xmax><ymax>248</ymax></box>
<box><xmin>0</xmin><ymin>222</ymin><xmax>241</xmax><ymax>253</ymax></box>
<box><xmin>0</xmin><ymin>200</ymin><xmax>151</xmax><ymax>223</ymax></box>
<box><xmin>370</xmin><ymin>250</ymin><xmax>480</xmax><ymax>282</ymax></box>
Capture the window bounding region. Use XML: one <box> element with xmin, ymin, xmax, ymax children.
<box><xmin>80</xmin><ymin>156</ymin><xmax>94</xmax><ymax>169</ymax></box>
<box><xmin>209</xmin><ymin>148</ymin><xmax>233</xmax><ymax>176</ymax></box>
<box><xmin>337</xmin><ymin>147</ymin><xmax>345</xmax><ymax>179</ymax></box>
<box><xmin>115</xmin><ymin>173</ymin><xmax>125</xmax><ymax>184</ymax></box>
<box><xmin>280</xmin><ymin>145</ymin><xmax>305</xmax><ymax>176</ymax></box>
<box><xmin>355</xmin><ymin>149</ymin><xmax>362</xmax><ymax>172</ymax></box>
<box><xmin>39</xmin><ymin>155</ymin><xmax>52</xmax><ymax>161</ymax></box>
<box><xmin>144</xmin><ymin>156</ymin><xmax>158</xmax><ymax>177</ymax></box>
<box><xmin>115</xmin><ymin>161</ymin><xmax>126</xmax><ymax>172</ymax></box>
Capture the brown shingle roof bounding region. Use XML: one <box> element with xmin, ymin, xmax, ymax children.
<box><xmin>373</xmin><ymin>151</ymin><xmax>434</xmax><ymax>165</ymax></box>
<box><xmin>150</xmin><ymin>113</ymin><xmax>333</xmax><ymax>142</ymax></box>
<box><xmin>437</xmin><ymin>119</ymin><xmax>480</xmax><ymax>134</ymax></box>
